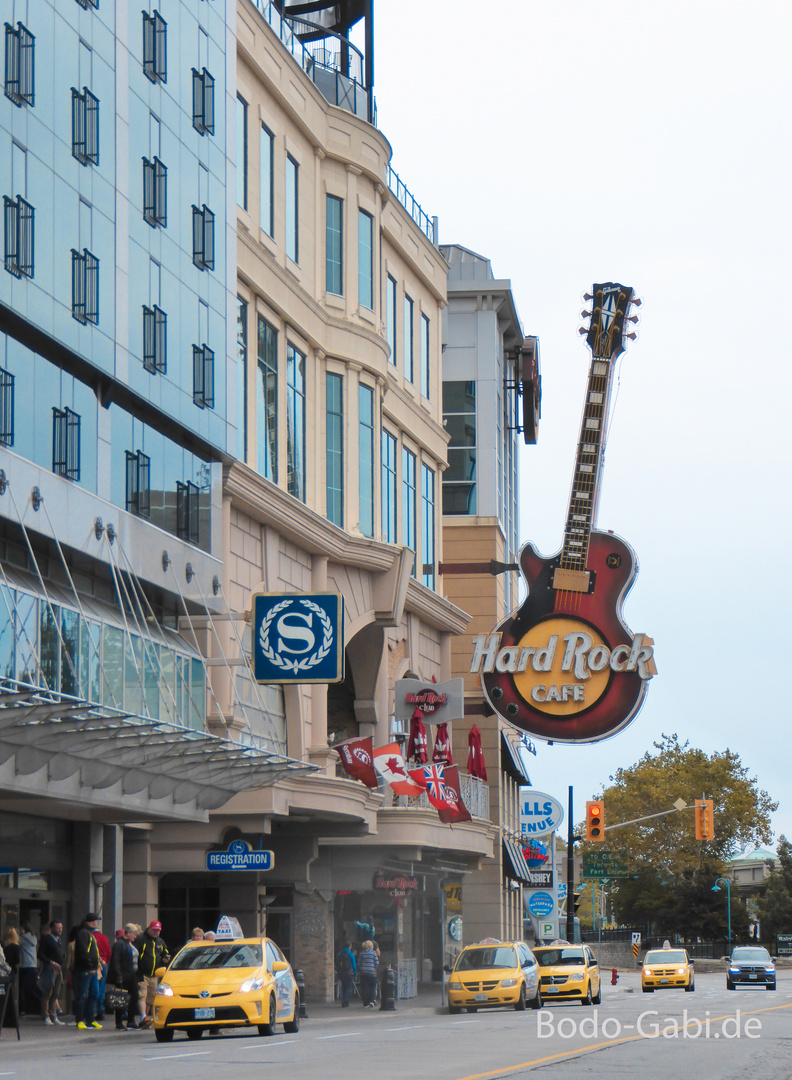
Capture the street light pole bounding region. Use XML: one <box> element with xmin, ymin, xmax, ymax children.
<box><xmin>712</xmin><ymin>877</ymin><xmax>731</xmax><ymax>945</ymax></box>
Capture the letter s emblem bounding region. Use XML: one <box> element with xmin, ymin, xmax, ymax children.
<box><xmin>276</xmin><ymin>611</ymin><xmax>315</xmax><ymax>654</ymax></box>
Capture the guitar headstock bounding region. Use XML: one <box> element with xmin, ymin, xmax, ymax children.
<box><xmin>579</xmin><ymin>282</ymin><xmax>640</xmax><ymax>360</ymax></box>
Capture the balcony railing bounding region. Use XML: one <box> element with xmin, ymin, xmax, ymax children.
<box><xmin>391</xmin><ymin>771</ymin><xmax>489</xmax><ymax>820</ymax></box>
<box><xmin>387</xmin><ymin>165</ymin><xmax>437</xmax><ymax>245</ymax></box>
<box><xmin>248</xmin><ymin>0</ymin><xmax>373</xmax><ymax>121</ymax></box>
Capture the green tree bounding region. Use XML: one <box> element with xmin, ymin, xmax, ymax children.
<box><xmin>584</xmin><ymin>734</ymin><xmax>776</xmax><ymax>940</ymax></box>
<box><xmin>756</xmin><ymin>836</ymin><xmax>792</xmax><ymax>942</ymax></box>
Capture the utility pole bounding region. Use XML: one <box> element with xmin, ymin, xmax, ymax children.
<box><xmin>565</xmin><ymin>785</ymin><xmax>575</xmax><ymax>942</ymax></box>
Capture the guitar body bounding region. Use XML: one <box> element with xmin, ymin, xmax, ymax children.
<box><xmin>481</xmin><ymin>532</ymin><xmax>648</xmax><ymax>743</ymax></box>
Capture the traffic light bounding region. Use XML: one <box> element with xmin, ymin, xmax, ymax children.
<box><xmin>585</xmin><ymin>800</ymin><xmax>605</xmax><ymax>841</ymax></box>
<box><xmin>694</xmin><ymin>799</ymin><xmax>715</xmax><ymax>840</ymax></box>
<box><xmin>572</xmin><ymin>891</ymin><xmax>582</xmax><ymax>913</ymax></box>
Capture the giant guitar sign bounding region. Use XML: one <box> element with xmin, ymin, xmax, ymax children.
<box><xmin>475</xmin><ymin>283</ymin><xmax>656</xmax><ymax>742</ymax></box>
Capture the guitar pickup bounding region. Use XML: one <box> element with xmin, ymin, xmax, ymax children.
<box><xmin>552</xmin><ymin>567</ymin><xmax>594</xmax><ymax>594</ymax></box>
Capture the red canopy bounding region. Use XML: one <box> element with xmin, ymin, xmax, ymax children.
<box><xmin>467</xmin><ymin>724</ymin><xmax>487</xmax><ymax>781</ymax></box>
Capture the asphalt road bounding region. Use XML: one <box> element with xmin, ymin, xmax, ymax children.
<box><xmin>2</xmin><ymin>970</ymin><xmax>791</xmax><ymax>1080</ymax></box>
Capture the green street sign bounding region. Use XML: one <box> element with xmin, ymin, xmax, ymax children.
<box><xmin>582</xmin><ymin>852</ymin><xmax>630</xmax><ymax>879</ymax></box>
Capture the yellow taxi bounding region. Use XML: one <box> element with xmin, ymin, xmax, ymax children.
<box><xmin>641</xmin><ymin>946</ymin><xmax>695</xmax><ymax>993</ymax></box>
<box><xmin>446</xmin><ymin>938</ymin><xmax>542</xmax><ymax>1014</ymax></box>
<box><xmin>533</xmin><ymin>941</ymin><xmax>601</xmax><ymax>1005</ymax></box>
<box><xmin>153</xmin><ymin>926</ymin><xmax>300</xmax><ymax>1042</ymax></box>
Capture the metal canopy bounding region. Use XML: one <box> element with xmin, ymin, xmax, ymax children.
<box><xmin>501</xmin><ymin>731</ymin><xmax>532</xmax><ymax>785</ymax></box>
<box><xmin>0</xmin><ymin>686</ymin><xmax>317</xmax><ymax>820</ymax></box>
<box><xmin>502</xmin><ymin>838</ymin><xmax>531</xmax><ymax>884</ymax></box>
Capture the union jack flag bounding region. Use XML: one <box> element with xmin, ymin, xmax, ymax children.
<box><xmin>422</xmin><ymin>764</ymin><xmax>450</xmax><ymax>810</ymax></box>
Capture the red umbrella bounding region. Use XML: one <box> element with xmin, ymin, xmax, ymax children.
<box><xmin>467</xmin><ymin>724</ymin><xmax>487</xmax><ymax>781</ymax></box>
<box><xmin>432</xmin><ymin>722</ymin><xmax>453</xmax><ymax>766</ymax></box>
<box><xmin>406</xmin><ymin>708</ymin><xmax>428</xmax><ymax>763</ymax></box>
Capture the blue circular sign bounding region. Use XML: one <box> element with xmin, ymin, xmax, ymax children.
<box><xmin>527</xmin><ymin>891</ymin><xmax>554</xmax><ymax>918</ymax></box>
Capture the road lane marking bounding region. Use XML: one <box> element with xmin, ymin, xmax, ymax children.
<box><xmin>317</xmin><ymin>1032</ymin><xmax>362</xmax><ymax>1039</ymax></box>
<box><xmin>452</xmin><ymin>1002</ymin><xmax>792</xmax><ymax>1080</ymax></box>
<box><xmin>240</xmin><ymin>1040</ymin><xmax>298</xmax><ymax>1049</ymax></box>
<box><xmin>142</xmin><ymin>1052</ymin><xmax>212</xmax><ymax>1060</ymax></box>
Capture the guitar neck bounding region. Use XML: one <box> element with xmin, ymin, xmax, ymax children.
<box><xmin>559</xmin><ymin>357</ymin><xmax>615</xmax><ymax>574</ymax></box>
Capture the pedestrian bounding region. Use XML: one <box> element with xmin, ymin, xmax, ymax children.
<box><xmin>336</xmin><ymin>939</ymin><xmax>357</xmax><ymax>1007</ymax></box>
<box><xmin>0</xmin><ymin>938</ymin><xmax>17</xmax><ymax>1029</ymax></box>
<box><xmin>357</xmin><ymin>940</ymin><xmax>378</xmax><ymax>1008</ymax></box>
<box><xmin>133</xmin><ymin>920</ymin><xmax>170</xmax><ymax>1028</ymax></box>
<box><xmin>17</xmin><ymin>923</ymin><xmax>39</xmax><ymax>1016</ymax></box>
<box><xmin>72</xmin><ymin>914</ymin><xmax>103</xmax><ymax>1029</ymax></box>
<box><xmin>189</xmin><ymin>927</ymin><xmax>204</xmax><ymax>942</ymax></box>
<box><xmin>38</xmin><ymin>921</ymin><xmax>66</xmax><ymax>1026</ymax></box>
<box><xmin>108</xmin><ymin>924</ymin><xmax>141</xmax><ymax>1030</ymax></box>
<box><xmin>92</xmin><ymin>919</ymin><xmax>111</xmax><ymax>1020</ymax></box>
<box><xmin>204</xmin><ymin>931</ymin><xmax>216</xmax><ymax>941</ymax></box>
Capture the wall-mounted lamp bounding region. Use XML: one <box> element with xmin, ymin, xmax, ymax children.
<box><xmin>92</xmin><ymin>872</ymin><xmax>113</xmax><ymax>887</ymax></box>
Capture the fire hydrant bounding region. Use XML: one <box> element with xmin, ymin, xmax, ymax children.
<box><xmin>380</xmin><ymin>965</ymin><xmax>397</xmax><ymax>1011</ymax></box>
<box><xmin>611</xmin><ymin>967</ymin><xmax>619</xmax><ymax>986</ymax></box>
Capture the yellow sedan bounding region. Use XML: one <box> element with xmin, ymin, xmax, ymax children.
<box><xmin>533</xmin><ymin>943</ymin><xmax>602</xmax><ymax>1005</ymax></box>
<box><xmin>446</xmin><ymin>939</ymin><xmax>543</xmax><ymax>1013</ymax></box>
<box><xmin>153</xmin><ymin>936</ymin><xmax>300</xmax><ymax>1041</ymax></box>
<box><xmin>641</xmin><ymin>948</ymin><xmax>695</xmax><ymax>993</ymax></box>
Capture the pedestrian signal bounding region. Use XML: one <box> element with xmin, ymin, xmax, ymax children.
<box><xmin>694</xmin><ymin>799</ymin><xmax>715</xmax><ymax>840</ymax></box>
<box><xmin>585</xmin><ymin>800</ymin><xmax>605</xmax><ymax>842</ymax></box>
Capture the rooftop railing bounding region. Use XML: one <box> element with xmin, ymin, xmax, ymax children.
<box><xmin>387</xmin><ymin>165</ymin><xmax>438</xmax><ymax>245</ymax></box>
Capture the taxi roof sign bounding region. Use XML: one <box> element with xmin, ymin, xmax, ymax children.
<box><xmin>215</xmin><ymin>915</ymin><xmax>244</xmax><ymax>940</ymax></box>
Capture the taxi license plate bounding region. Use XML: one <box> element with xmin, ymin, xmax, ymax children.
<box><xmin>660</xmin><ymin>978</ymin><xmax>669</xmax><ymax>984</ymax></box>
<box><xmin>546</xmin><ymin>986</ymin><xmax>559</xmax><ymax>994</ymax></box>
<box><xmin>474</xmin><ymin>993</ymin><xmax>488</xmax><ymax>1001</ymax></box>
<box><xmin>749</xmin><ymin>974</ymin><xmax>757</xmax><ymax>980</ymax></box>
<box><xmin>194</xmin><ymin>1008</ymin><xmax>215</xmax><ymax>1020</ymax></box>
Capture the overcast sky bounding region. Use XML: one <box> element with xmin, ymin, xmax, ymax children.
<box><xmin>373</xmin><ymin>1</ymin><xmax>792</xmax><ymax>849</ymax></box>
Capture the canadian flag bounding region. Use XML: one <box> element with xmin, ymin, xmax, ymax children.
<box><xmin>373</xmin><ymin>743</ymin><xmax>424</xmax><ymax>797</ymax></box>
<box><xmin>335</xmin><ymin>736</ymin><xmax>377</xmax><ymax>788</ymax></box>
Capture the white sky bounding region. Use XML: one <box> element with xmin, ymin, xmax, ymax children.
<box><xmin>373</xmin><ymin>1</ymin><xmax>792</xmax><ymax>848</ymax></box>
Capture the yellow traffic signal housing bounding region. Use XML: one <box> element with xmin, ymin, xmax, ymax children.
<box><xmin>585</xmin><ymin>800</ymin><xmax>605</xmax><ymax>841</ymax></box>
<box><xmin>694</xmin><ymin>799</ymin><xmax>715</xmax><ymax>840</ymax></box>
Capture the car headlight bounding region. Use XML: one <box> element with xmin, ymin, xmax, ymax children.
<box><xmin>500</xmin><ymin>978</ymin><xmax>518</xmax><ymax>988</ymax></box>
<box><xmin>569</xmin><ymin>973</ymin><xmax>583</xmax><ymax>981</ymax></box>
<box><xmin>156</xmin><ymin>983</ymin><xmax>174</xmax><ymax>997</ymax></box>
<box><xmin>642</xmin><ymin>968</ymin><xmax>651</xmax><ymax>977</ymax></box>
<box><xmin>765</xmin><ymin>967</ymin><xmax>775</xmax><ymax>974</ymax></box>
<box><xmin>677</xmin><ymin>967</ymin><xmax>687</xmax><ymax>975</ymax></box>
<box><xmin>240</xmin><ymin>977</ymin><xmax>266</xmax><ymax>993</ymax></box>
<box><xmin>729</xmin><ymin>966</ymin><xmax>740</xmax><ymax>973</ymax></box>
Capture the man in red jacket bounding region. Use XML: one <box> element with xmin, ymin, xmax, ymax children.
<box><xmin>92</xmin><ymin>921</ymin><xmax>112</xmax><ymax>1020</ymax></box>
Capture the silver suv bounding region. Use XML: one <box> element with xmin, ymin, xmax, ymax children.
<box><xmin>726</xmin><ymin>946</ymin><xmax>776</xmax><ymax>990</ymax></box>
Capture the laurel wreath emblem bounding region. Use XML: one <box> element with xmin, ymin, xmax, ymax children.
<box><xmin>259</xmin><ymin>599</ymin><xmax>334</xmax><ymax>675</ymax></box>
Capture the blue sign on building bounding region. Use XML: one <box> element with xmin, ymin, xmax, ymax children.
<box><xmin>206</xmin><ymin>840</ymin><xmax>274</xmax><ymax>872</ymax></box>
<box><xmin>252</xmin><ymin>592</ymin><xmax>345</xmax><ymax>684</ymax></box>
<box><xmin>527</xmin><ymin>891</ymin><xmax>555</xmax><ymax>918</ymax></box>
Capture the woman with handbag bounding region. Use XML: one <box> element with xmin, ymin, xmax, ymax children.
<box><xmin>107</xmin><ymin>925</ymin><xmax>140</xmax><ymax>1030</ymax></box>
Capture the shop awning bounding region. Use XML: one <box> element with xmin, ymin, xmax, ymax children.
<box><xmin>0</xmin><ymin>686</ymin><xmax>317</xmax><ymax>822</ymax></box>
<box><xmin>500</xmin><ymin>731</ymin><xmax>532</xmax><ymax>785</ymax></box>
<box><xmin>502</xmin><ymin>838</ymin><xmax>531</xmax><ymax>884</ymax></box>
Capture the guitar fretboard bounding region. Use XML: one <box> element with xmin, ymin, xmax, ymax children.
<box><xmin>559</xmin><ymin>358</ymin><xmax>613</xmax><ymax>573</ymax></box>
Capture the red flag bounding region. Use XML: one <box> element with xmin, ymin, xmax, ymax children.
<box><xmin>467</xmin><ymin>724</ymin><xmax>487</xmax><ymax>781</ymax></box>
<box><xmin>373</xmin><ymin>743</ymin><xmax>424</xmax><ymax>796</ymax></box>
<box><xmin>419</xmin><ymin>763</ymin><xmax>451</xmax><ymax>811</ymax></box>
<box><xmin>407</xmin><ymin>766</ymin><xmax>428</xmax><ymax>790</ymax></box>
<box><xmin>432</xmin><ymin>722</ymin><xmax>453</xmax><ymax>765</ymax></box>
<box><xmin>437</xmin><ymin>765</ymin><xmax>472</xmax><ymax>824</ymax></box>
<box><xmin>406</xmin><ymin>709</ymin><xmax>428</xmax><ymax>763</ymax></box>
<box><xmin>335</xmin><ymin>736</ymin><xmax>377</xmax><ymax>788</ymax></box>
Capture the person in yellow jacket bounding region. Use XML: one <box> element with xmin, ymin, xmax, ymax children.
<box><xmin>133</xmin><ymin>921</ymin><xmax>170</xmax><ymax>1027</ymax></box>
<box><xmin>72</xmin><ymin>914</ymin><xmax>103</xmax><ymax>1029</ymax></box>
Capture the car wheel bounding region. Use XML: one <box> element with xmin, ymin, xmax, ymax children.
<box><xmin>186</xmin><ymin>1027</ymin><xmax>204</xmax><ymax>1040</ymax></box>
<box><xmin>514</xmin><ymin>985</ymin><xmax>527</xmax><ymax>1011</ymax></box>
<box><xmin>448</xmin><ymin>1005</ymin><xmax>462</xmax><ymax>1015</ymax></box>
<box><xmin>592</xmin><ymin>982</ymin><xmax>601</xmax><ymax>1005</ymax></box>
<box><xmin>154</xmin><ymin>1029</ymin><xmax>174</xmax><ymax>1043</ymax></box>
<box><xmin>726</xmin><ymin>979</ymin><xmax>734</xmax><ymax>990</ymax></box>
<box><xmin>283</xmin><ymin>996</ymin><xmax>300</xmax><ymax>1033</ymax></box>
<box><xmin>767</xmin><ymin>983</ymin><xmax>776</xmax><ymax>991</ymax></box>
<box><xmin>685</xmin><ymin>980</ymin><xmax>695</xmax><ymax>992</ymax></box>
<box><xmin>530</xmin><ymin>985</ymin><xmax>542</xmax><ymax>1010</ymax></box>
<box><xmin>580</xmin><ymin>983</ymin><xmax>592</xmax><ymax>1006</ymax></box>
<box><xmin>258</xmin><ymin>994</ymin><xmax>277</xmax><ymax>1036</ymax></box>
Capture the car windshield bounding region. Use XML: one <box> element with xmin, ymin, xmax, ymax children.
<box><xmin>645</xmin><ymin>950</ymin><xmax>687</xmax><ymax>964</ymax></box>
<box><xmin>534</xmin><ymin>949</ymin><xmax>585</xmax><ymax>966</ymax></box>
<box><xmin>170</xmin><ymin>943</ymin><xmax>263</xmax><ymax>970</ymax></box>
<box><xmin>455</xmin><ymin>947</ymin><xmax>518</xmax><ymax>970</ymax></box>
<box><xmin>731</xmin><ymin>948</ymin><xmax>771</xmax><ymax>962</ymax></box>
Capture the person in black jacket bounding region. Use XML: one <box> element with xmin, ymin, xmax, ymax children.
<box><xmin>133</xmin><ymin>921</ymin><xmax>170</xmax><ymax>1027</ymax></box>
<box><xmin>38</xmin><ymin>921</ymin><xmax>65</xmax><ymax>1025</ymax></box>
<box><xmin>108</xmin><ymin>924</ymin><xmax>141</xmax><ymax>1030</ymax></box>
<box><xmin>73</xmin><ymin>914</ymin><xmax>103</xmax><ymax>1029</ymax></box>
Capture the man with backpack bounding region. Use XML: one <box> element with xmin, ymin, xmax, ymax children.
<box><xmin>336</xmin><ymin>940</ymin><xmax>357</xmax><ymax>1007</ymax></box>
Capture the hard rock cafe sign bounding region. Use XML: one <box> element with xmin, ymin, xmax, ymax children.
<box><xmin>473</xmin><ymin>284</ymin><xmax>656</xmax><ymax>744</ymax></box>
<box><xmin>374</xmin><ymin>874</ymin><xmax>419</xmax><ymax>899</ymax></box>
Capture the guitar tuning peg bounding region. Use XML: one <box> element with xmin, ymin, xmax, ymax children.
<box><xmin>631</xmin><ymin>297</ymin><xmax>643</xmax><ymax>307</ymax></box>
<box><xmin>580</xmin><ymin>310</ymin><xmax>592</xmax><ymax>318</ymax></box>
<box><xmin>578</xmin><ymin>326</ymin><xmax>588</xmax><ymax>336</ymax></box>
<box><xmin>583</xmin><ymin>292</ymin><xmax>593</xmax><ymax>301</ymax></box>
<box><xmin>624</xmin><ymin>331</ymin><xmax>637</xmax><ymax>340</ymax></box>
<box><xmin>626</xmin><ymin>314</ymin><xmax>639</xmax><ymax>324</ymax></box>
